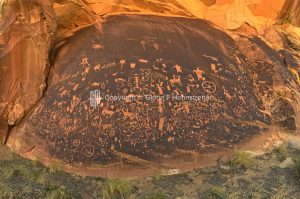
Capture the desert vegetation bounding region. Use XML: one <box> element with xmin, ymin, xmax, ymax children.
<box><xmin>1</xmin><ymin>141</ymin><xmax>300</xmax><ymax>198</ymax></box>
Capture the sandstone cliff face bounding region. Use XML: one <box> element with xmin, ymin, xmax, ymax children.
<box><xmin>278</xmin><ymin>0</ymin><xmax>300</xmax><ymax>26</ymax></box>
<box><xmin>0</xmin><ymin>0</ymin><xmax>56</xmax><ymax>143</ymax></box>
<box><xmin>50</xmin><ymin>0</ymin><xmax>289</xmax><ymax>30</ymax></box>
<box><xmin>64</xmin><ymin>0</ymin><xmax>287</xmax><ymax>29</ymax></box>
<box><xmin>81</xmin><ymin>0</ymin><xmax>208</xmax><ymax>17</ymax></box>
<box><xmin>0</xmin><ymin>0</ymin><xmax>300</xmax><ymax>174</ymax></box>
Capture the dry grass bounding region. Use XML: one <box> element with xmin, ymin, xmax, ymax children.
<box><xmin>274</xmin><ymin>142</ymin><xmax>289</xmax><ymax>161</ymax></box>
<box><xmin>142</xmin><ymin>192</ymin><xmax>168</xmax><ymax>199</ymax></box>
<box><xmin>99</xmin><ymin>178</ymin><xmax>135</xmax><ymax>199</ymax></box>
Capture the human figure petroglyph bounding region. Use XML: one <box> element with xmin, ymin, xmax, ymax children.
<box><xmin>156</xmin><ymin>82</ymin><xmax>164</xmax><ymax>95</ymax></box>
<box><xmin>80</xmin><ymin>57</ymin><xmax>89</xmax><ymax>67</ymax></box>
<box><xmin>134</xmin><ymin>76</ymin><xmax>140</xmax><ymax>89</ymax></box>
<box><xmin>119</xmin><ymin>59</ymin><xmax>126</xmax><ymax>70</ymax></box>
<box><xmin>173</xmin><ymin>64</ymin><xmax>183</xmax><ymax>73</ymax></box>
<box><xmin>193</xmin><ymin>68</ymin><xmax>205</xmax><ymax>81</ymax></box>
<box><xmin>211</xmin><ymin>63</ymin><xmax>222</xmax><ymax>75</ymax></box>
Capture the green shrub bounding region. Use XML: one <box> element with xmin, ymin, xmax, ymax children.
<box><xmin>230</xmin><ymin>151</ymin><xmax>255</xmax><ymax>169</ymax></box>
<box><xmin>274</xmin><ymin>143</ymin><xmax>289</xmax><ymax>161</ymax></box>
<box><xmin>100</xmin><ymin>178</ymin><xmax>134</xmax><ymax>199</ymax></box>
<box><xmin>210</xmin><ymin>186</ymin><xmax>226</xmax><ymax>199</ymax></box>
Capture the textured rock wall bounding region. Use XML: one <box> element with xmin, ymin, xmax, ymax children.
<box><xmin>67</xmin><ymin>0</ymin><xmax>287</xmax><ymax>29</ymax></box>
<box><xmin>0</xmin><ymin>0</ymin><xmax>57</xmax><ymax>143</ymax></box>
<box><xmin>278</xmin><ymin>0</ymin><xmax>300</xmax><ymax>26</ymax></box>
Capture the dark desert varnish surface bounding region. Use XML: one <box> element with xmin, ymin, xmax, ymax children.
<box><xmin>8</xmin><ymin>14</ymin><xmax>276</xmax><ymax>177</ymax></box>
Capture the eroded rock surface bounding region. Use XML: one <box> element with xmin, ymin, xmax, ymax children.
<box><xmin>278</xmin><ymin>0</ymin><xmax>300</xmax><ymax>26</ymax></box>
<box><xmin>0</xmin><ymin>0</ymin><xmax>57</xmax><ymax>143</ymax></box>
<box><xmin>271</xmin><ymin>97</ymin><xmax>296</xmax><ymax>130</ymax></box>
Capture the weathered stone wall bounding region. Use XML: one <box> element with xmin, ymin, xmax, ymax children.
<box><xmin>278</xmin><ymin>0</ymin><xmax>300</xmax><ymax>26</ymax></box>
<box><xmin>0</xmin><ymin>0</ymin><xmax>57</xmax><ymax>143</ymax></box>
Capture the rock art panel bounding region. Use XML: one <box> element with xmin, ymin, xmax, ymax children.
<box><xmin>9</xmin><ymin>15</ymin><xmax>270</xmax><ymax>167</ymax></box>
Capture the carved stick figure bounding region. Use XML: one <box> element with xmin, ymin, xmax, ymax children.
<box><xmin>210</xmin><ymin>63</ymin><xmax>217</xmax><ymax>73</ymax></box>
<box><xmin>120</xmin><ymin>59</ymin><xmax>126</xmax><ymax>70</ymax></box>
<box><xmin>173</xmin><ymin>64</ymin><xmax>183</xmax><ymax>73</ymax></box>
<box><xmin>80</xmin><ymin>57</ymin><xmax>89</xmax><ymax>67</ymax></box>
<box><xmin>156</xmin><ymin>82</ymin><xmax>164</xmax><ymax>94</ymax></box>
<box><xmin>193</xmin><ymin>68</ymin><xmax>205</xmax><ymax>81</ymax></box>
<box><xmin>134</xmin><ymin>76</ymin><xmax>140</xmax><ymax>88</ymax></box>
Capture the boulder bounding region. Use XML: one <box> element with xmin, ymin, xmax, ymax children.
<box><xmin>279</xmin><ymin>157</ymin><xmax>294</xmax><ymax>168</ymax></box>
<box><xmin>8</xmin><ymin>15</ymin><xmax>269</xmax><ymax>167</ymax></box>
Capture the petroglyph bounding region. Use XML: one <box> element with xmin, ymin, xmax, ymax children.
<box><xmin>202</xmin><ymin>81</ymin><xmax>217</xmax><ymax>94</ymax></box>
<box><xmin>82</xmin><ymin>145</ymin><xmax>95</xmax><ymax>158</ymax></box>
